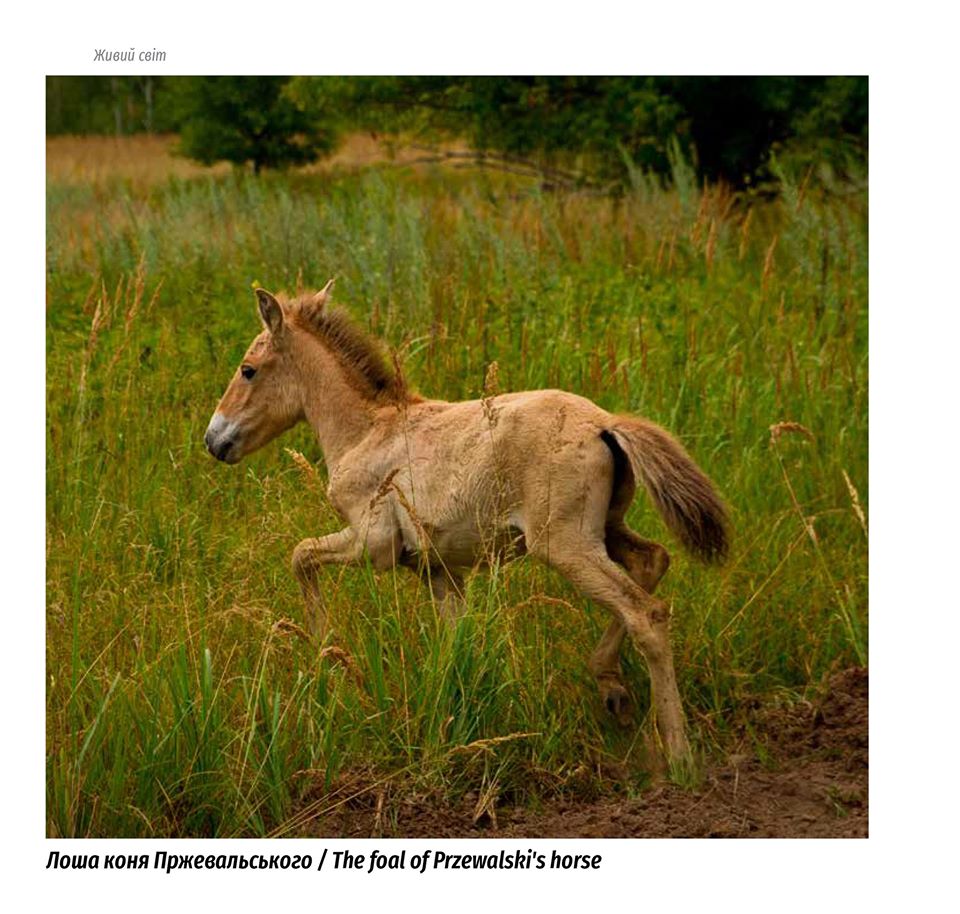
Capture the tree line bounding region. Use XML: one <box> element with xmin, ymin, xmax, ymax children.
<box><xmin>46</xmin><ymin>76</ymin><xmax>866</xmax><ymax>188</ymax></box>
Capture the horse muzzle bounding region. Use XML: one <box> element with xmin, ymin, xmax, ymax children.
<box><xmin>204</xmin><ymin>413</ymin><xmax>242</xmax><ymax>464</ymax></box>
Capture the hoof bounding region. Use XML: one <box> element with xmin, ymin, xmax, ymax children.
<box><xmin>600</xmin><ymin>681</ymin><xmax>634</xmax><ymax>727</ymax></box>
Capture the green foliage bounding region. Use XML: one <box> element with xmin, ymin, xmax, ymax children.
<box><xmin>292</xmin><ymin>76</ymin><xmax>688</xmax><ymax>182</ymax></box>
<box><xmin>656</xmin><ymin>76</ymin><xmax>867</xmax><ymax>185</ymax></box>
<box><xmin>46</xmin><ymin>157</ymin><xmax>867</xmax><ymax>836</ymax></box>
<box><xmin>48</xmin><ymin>76</ymin><xmax>867</xmax><ymax>189</ymax></box>
<box><xmin>292</xmin><ymin>76</ymin><xmax>866</xmax><ymax>187</ymax></box>
<box><xmin>46</xmin><ymin>76</ymin><xmax>179</xmax><ymax>135</ymax></box>
<box><xmin>169</xmin><ymin>77</ymin><xmax>337</xmax><ymax>173</ymax></box>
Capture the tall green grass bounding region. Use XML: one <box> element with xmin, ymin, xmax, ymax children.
<box><xmin>46</xmin><ymin>158</ymin><xmax>867</xmax><ymax>836</ymax></box>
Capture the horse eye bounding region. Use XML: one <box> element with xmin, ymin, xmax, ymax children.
<box><xmin>241</xmin><ymin>365</ymin><xmax>256</xmax><ymax>380</ymax></box>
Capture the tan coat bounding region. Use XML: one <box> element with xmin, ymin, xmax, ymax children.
<box><xmin>205</xmin><ymin>284</ymin><xmax>729</xmax><ymax>763</ymax></box>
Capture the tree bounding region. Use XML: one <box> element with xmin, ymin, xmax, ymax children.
<box><xmin>658</xmin><ymin>76</ymin><xmax>867</xmax><ymax>185</ymax></box>
<box><xmin>47</xmin><ymin>76</ymin><xmax>181</xmax><ymax>135</ymax></box>
<box><xmin>47</xmin><ymin>76</ymin><xmax>867</xmax><ymax>189</ymax></box>
<box><xmin>293</xmin><ymin>76</ymin><xmax>867</xmax><ymax>189</ymax></box>
<box><xmin>293</xmin><ymin>76</ymin><xmax>686</xmax><ymax>187</ymax></box>
<box><xmin>171</xmin><ymin>77</ymin><xmax>336</xmax><ymax>173</ymax></box>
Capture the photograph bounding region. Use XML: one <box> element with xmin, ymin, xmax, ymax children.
<box><xmin>45</xmin><ymin>75</ymin><xmax>868</xmax><ymax>839</ymax></box>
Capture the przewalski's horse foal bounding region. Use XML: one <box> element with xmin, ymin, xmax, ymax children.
<box><xmin>205</xmin><ymin>283</ymin><xmax>729</xmax><ymax>762</ymax></box>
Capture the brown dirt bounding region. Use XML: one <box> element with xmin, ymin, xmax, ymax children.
<box><xmin>298</xmin><ymin>668</ymin><xmax>867</xmax><ymax>839</ymax></box>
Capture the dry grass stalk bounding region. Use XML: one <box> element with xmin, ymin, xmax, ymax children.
<box><xmin>481</xmin><ymin>360</ymin><xmax>502</xmax><ymax>428</ymax></box>
<box><xmin>107</xmin><ymin>257</ymin><xmax>160</xmax><ymax>373</ymax></box>
<box><xmin>762</xmin><ymin>234</ymin><xmax>778</xmax><ymax>293</ymax></box>
<box><xmin>842</xmin><ymin>469</ymin><xmax>868</xmax><ymax>539</ymax></box>
<box><xmin>448</xmin><ymin>731</ymin><xmax>542</xmax><ymax>757</ymax></box>
<box><xmin>796</xmin><ymin>165</ymin><xmax>815</xmax><ymax>211</ymax></box>
<box><xmin>738</xmin><ymin>208</ymin><xmax>754</xmax><ymax>261</ymax></box>
<box><xmin>769</xmin><ymin>421</ymin><xmax>815</xmax><ymax>444</ymax></box>
<box><xmin>286</xmin><ymin>448</ymin><xmax>323</xmax><ymax>494</ymax></box>
<box><xmin>705</xmin><ymin>218</ymin><xmax>718</xmax><ymax>272</ymax></box>
<box><xmin>690</xmin><ymin>186</ymin><xmax>709</xmax><ymax>245</ymax></box>
<box><xmin>472</xmin><ymin>780</ymin><xmax>499</xmax><ymax>828</ymax></box>
<box><xmin>769</xmin><ymin>422</ymin><xmax>818</xmax><ymax>546</ymax></box>
<box><xmin>318</xmin><ymin>644</ymin><xmax>362</xmax><ymax>684</ymax></box>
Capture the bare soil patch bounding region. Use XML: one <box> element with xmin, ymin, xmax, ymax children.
<box><xmin>297</xmin><ymin>668</ymin><xmax>866</xmax><ymax>839</ymax></box>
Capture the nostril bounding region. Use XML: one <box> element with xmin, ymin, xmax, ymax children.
<box><xmin>205</xmin><ymin>414</ymin><xmax>239</xmax><ymax>462</ymax></box>
<box><xmin>204</xmin><ymin>429</ymin><xmax>220</xmax><ymax>457</ymax></box>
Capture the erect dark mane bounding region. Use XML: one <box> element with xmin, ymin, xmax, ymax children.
<box><xmin>286</xmin><ymin>294</ymin><xmax>408</xmax><ymax>403</ymax></box>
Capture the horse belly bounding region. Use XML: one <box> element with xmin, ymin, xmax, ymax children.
<box><xmin>430</xmin><ymin>518</ymin><xmax>527</xmax><ymax>568</ymax></box>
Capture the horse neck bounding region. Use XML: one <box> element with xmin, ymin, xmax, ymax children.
<box><xmin>295</xmin><ymin>335</ymin><xmax>377</xmax><ymax>468</ymax></box>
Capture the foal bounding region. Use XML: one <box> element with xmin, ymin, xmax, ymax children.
<box><xmin>205</xmin><ymin>283</ymin><xmax>729</xmax><ymax>762</ymax></box>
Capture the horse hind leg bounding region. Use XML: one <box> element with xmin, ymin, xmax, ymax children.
<box><xmin>543</xmin><ymin>534</ymin><xmax>689</xmax><ymax>762</ymax></box>
<box><xmin>591</xmin><ymin>526</ymin><xmax>672</xmax><ymax>724</ymax></box>
<box><xmin>590</xmin><ymin>621</ymin><xmax>634</xmax><ymax>724</ymax></box>
<box><xmin>607</xmin><ymin>526</ymin><xmax>671</xmax><ymax>591</ymax></box>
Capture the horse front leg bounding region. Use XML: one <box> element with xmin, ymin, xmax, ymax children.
<box><xmin>291</xmin><ymin>527</ymin><xmax>363</xmax><ymax>637</ymax></box>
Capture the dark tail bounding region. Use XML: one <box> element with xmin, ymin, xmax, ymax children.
<box><xmin>603</xmin><ymin>419</ymin><xmax>730</xmax><ymax>563</ymax></box>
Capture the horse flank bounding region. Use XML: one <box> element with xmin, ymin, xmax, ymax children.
<box><xmin>287</xmin><ymin>291</ymin><xmax>729</xmax><ymax>562</ymax></box>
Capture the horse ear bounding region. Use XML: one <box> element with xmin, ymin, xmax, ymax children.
<box><xmin>313</xmin><ymin>277</ymin><xmax>336</xmax><ymax>308</ymax></box>
<box><xmin>255</xmin><ymin>289</ymin><xmax>284</xmax><ymax>335</ymax></box>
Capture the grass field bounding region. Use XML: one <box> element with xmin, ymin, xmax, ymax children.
<box><xmin>46</xmin><ymin>135</ymin><xmax>867</xmax><ymax>837</ymax></box>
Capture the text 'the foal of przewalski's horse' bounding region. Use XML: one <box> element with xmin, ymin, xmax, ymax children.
<box><xmin>205</xmin><ymin>282</ymin><xmax>729</xmax><ymax>764</ymax></box>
